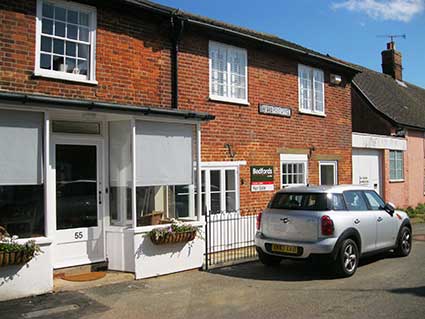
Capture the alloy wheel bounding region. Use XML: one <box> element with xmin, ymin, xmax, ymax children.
<box><xmin>401</xmin><ymin>230</ymin><xmax>411</xmax><ymax>253</ymax></box>
<box><xmin>343</xmin><ymin>243</ymin><xmax>357</xmax><ymax>273</ymax></box>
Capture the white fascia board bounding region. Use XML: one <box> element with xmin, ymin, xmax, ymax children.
<box><xmin>352</xmin><ymin>132</ymin><xmax>407</xmax><ymax>151</ymax></box>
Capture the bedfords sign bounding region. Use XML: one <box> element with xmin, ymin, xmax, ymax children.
<box><xmin>250</xmin><ymin>166</ymin><xmax>274</xmax><ymax>192</ymax></box>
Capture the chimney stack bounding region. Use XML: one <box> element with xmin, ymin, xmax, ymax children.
<box><xmin>381</xmin><ymin>41</ymin><xmax>403</xmax><ymax>81</ymax></box>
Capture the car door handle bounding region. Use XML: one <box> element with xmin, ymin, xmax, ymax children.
<box><xmin>354</xmin><ymin>219</ymin><xmax>360</xmax><ymax>224</ymax></box>
<box><xmin>377</xmin><ymin>217</ymin><xmax>383</xmax><ymax>222</ymax></box>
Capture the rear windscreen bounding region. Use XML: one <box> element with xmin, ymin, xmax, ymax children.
<box><xmin>268</xmin><ymin>193</ymin><xmax>330</xmax><ymax>211</ymax></box>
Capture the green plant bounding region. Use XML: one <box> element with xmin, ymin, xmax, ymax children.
<box><xmin>415</xmin><ymin>203</ymin><xmax>425</xmax><ymax>215</ymax></box>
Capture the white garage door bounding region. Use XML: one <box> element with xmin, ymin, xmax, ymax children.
<box><xmin>352</xmin><ymin>149</ymin><xmax>383</xmax><ymax>194</ymax></box>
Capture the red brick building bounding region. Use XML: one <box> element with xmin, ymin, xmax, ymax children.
<box><xmin>0</xmin><ymin>0</ymin><xmax>357</xmax><ymax>299</ymax></box>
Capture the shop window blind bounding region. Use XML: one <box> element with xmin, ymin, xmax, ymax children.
<box><xmin>135</xmin><ymin>121</ymin><xmax>193</xmax><ymax>186</ymax></box>
<box><xmin>0</xmin><ymin>109</ymin><xmax>44</xmax><ymax>185</ymax></box>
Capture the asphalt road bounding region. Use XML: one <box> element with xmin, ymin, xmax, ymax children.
<box><xmin>2</xmin><ymin>224</ymin><xmax>425</xmax><ymax>319</ymax></box>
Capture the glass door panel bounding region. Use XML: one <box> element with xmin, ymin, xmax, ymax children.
<box><xmin>56</xmin><ymin>145</ymin><xmax>98</xmax><ymax>229</ymax></box>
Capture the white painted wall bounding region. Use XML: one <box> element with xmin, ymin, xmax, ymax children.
<box><xmin>132</xmin><ymin>223</ymin><xmax>204</xmax><ymax>279</ymax></box>
<box><xmin>352</xmin><ymin>132</ymin><xmax>406</xmax><ymax>151</ymax></box>
<box><xmin>106</xmin><ymin>228</ymin><xmax>134</xmax><ymax>272</ymax></box>
<box><xmin>0</xmin><ymin>240</ymin><xmax>53</xmax><ymax>301</ymax></box>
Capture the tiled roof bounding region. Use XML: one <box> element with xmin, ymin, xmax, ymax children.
<box><xmin>353</xmin><ymin>65</ymin><xmax>425</xmax><ymax>130</ymax></box>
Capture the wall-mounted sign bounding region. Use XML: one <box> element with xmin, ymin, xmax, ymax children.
<box><xmin>258</xmin><ymin>104</ymin><xmax>291</xmax><ymax>118</ymax></box>
<box><xmin>251</xmin><ymin>166</ymin><xmax>274</xmax><ymax>192</ymax></box>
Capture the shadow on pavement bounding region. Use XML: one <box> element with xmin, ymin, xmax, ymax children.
<box><xmin>0</xmin><ymin>291</ymin><xmax>109</xmax><ymax>319</ymax></box>
<box><xmin>389</xmin><ymin>286</ymin><xmax>425</xmax><ymax>298</ymax></box>
<box><xmin>211</xmin><ymin>252</ymin><xmax>399</xmax><ymax>282</ymax></box>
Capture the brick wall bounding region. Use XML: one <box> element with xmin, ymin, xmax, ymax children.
<box><xmin>1</xmin><ymin>1</ymin><xmax>354</xmax><ymax>212</ymax></box>
<box><xmin>179</xmin><ymin>31</ymin><xmax>353</xmax><ymax>211</ymax></box>
<box><xmin>0</xmin><ymin>0</ymin><xmax>172</xmax><ymax>108</ymax></box>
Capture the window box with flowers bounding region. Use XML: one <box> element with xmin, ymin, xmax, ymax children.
<box><xmin>148</xmin><ymin>220</ymin><xmax>198</xmax><ymax>245</ymax></box>
<box><xmin>0</xmin><ymin>227</ymin><xmax>42</xmax><ymax>267</ymax></box>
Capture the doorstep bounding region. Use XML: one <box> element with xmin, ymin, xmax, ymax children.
<box><xmin>54</xmin><ymin>268</ymin><xmax>135</xmax><ymax>292</ymax></box>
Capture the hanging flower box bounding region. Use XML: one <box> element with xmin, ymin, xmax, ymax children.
<box><xmin>148</xmin><ymin>220</ymin><xmax>199</xmax><ymax>245</ymax></box>
<box><xmin>0</xmin><ymin>251</ymin><xmax>32</xmax><ymax>267</ymax></box>
<box><xmin>0</xmin><ymin>226</ymin><xmax>41</xmax><ymax>268</ymax></box>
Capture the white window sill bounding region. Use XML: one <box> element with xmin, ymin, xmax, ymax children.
<box><xmin>209</xmin><ymin>96</ymin><xmax>250</xmax><ymax>106</ymax></box>
<box><xmin>33</xmin><ymin>70</ymin><xmax>98</xmax><ymax>85</ymax></box>
<box><xmin>298</xmin><ymin>109</ymin><xmax>326</xmax><ymax>117</ymax></box>
<box><xmin>13</xmin><ymin>237</ymin><xmax>53</xmax><ymax>246</ymax></box>
<box><xmin>389</xmin><ymin>179</ymin><xmax>405</xmax><ymax>183</ymax></box>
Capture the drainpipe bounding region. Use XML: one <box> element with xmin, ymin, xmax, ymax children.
<box><xmin>170</xmin><ymin>12</ymin><xmax>184</xmax><ymax>109</ymax></box>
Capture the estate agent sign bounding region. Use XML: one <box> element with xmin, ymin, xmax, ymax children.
<box><xmin>251</xmin><ymin>166</ymin><xmax>274</xmax><ymax>192</ymax></box>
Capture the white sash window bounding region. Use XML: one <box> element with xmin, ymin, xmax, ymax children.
<box><xmin>35</xmin><ymin>0</ymin><xmax>97</xmax><ymax>83</ymax></box>
<box><xmin>209</xmin><ymin>41</ymin><xmax>248</xmax><ymax>104</ymax></box>
<box><xmin>299</xmin><ymin>64</ymin><xmax>325</xmax><ymax>115</ymax></box>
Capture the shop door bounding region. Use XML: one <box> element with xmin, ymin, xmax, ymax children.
<box><xmin>352</xmin><ymin>149</ymin><xmax>382</xmax><ymax>194</ymax></box>
<box><xmin>53</xmin><ymin>138</ymin><xmax>104</xmax><ymax>268</ymax></box>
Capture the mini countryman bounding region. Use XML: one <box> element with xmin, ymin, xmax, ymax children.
<box><xmin>255</xmin><ymin>185</ymin><xmax>412</xmax><ymax>277</ymax></box>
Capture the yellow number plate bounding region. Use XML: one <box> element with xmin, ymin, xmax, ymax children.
<box><xmin>271</xmin><ymin>244</ymin><xmax>298</xmax><ymax>254</ymax></box>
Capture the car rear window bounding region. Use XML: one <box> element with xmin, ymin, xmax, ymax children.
<box><xmin>269</xmin><ymin>193</ymin><xmax>330</xmax><ymax>211</ymax></box>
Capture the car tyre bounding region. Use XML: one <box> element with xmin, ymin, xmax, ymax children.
<box><xmin>395</xmin><ymin>226</ymin><xmax>412</xmax><ymax>257</ymax></box>
<box><xmin>334</xmin><ymin>239</ymin><xmax>359</xmax><ymax>277</ymax></box>
<box><xmin>256</xmin><ymin>248</ymin><xmax>282</xmax><ymax>266</ymax></box>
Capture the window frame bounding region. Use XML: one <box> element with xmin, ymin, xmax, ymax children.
<box><xmin>200</xmin><ymin>164</ymin><xmax>240</xmax><ymax>214</ymax></box>
<box><xmin>319</xmin><ymin>160</ymin><xmax>338</xmax><ymax>186</ymax></box>
<box><xmin>209</xmin><ymin>41</ymin><xmax>248</xmax><ymax>105</ymax></box>
<box><xmin>280</xmin><ymin>154</ymin><xmax>308</xmax><ymax>188</ymax></box>
<box><xmin>298</xmin><ymin>64</ymin><xmax>325</xmax><ymax>116</ymax></box>
<box><xmin>389</xmin><ymin>150</ymin><xmax>404</xmax><ymax>182</ymax></box>
<box><xmin>34</xmin><ymin>0</ymin><xmax>98</xmax><ymax>84</ymax></box>
<box><xmin>0</xmin><ymin>107</ymin><xmax>47</xmax><ymax>239</ymax></box>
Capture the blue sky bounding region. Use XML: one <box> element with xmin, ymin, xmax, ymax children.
<box><xmin>155</xmin><ymin>0</ymin><xmax>425</xmax><ymax>88</ymax></box>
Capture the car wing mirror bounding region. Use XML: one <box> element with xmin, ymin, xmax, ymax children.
<box><xmin>383</xmin><ymin>202</ymin><xmax>395</xmax><ymax>216</ymax></box>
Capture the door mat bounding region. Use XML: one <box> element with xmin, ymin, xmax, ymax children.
<box><xmin>61</xmin><ymin>272</ymin><xmax>107</xmax><ymax>282</ymax></box>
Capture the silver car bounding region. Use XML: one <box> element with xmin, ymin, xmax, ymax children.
<box><xmin>255</xmin><ymin>185</ymin><xmax>412</xmax><ymax>277</ymax></box>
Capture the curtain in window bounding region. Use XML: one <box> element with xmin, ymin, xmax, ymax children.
<box><xmin>229</xmin><ymin>49</ymin><xmax>246</xmax><ymax>100</ymax></box>
<box><xmin>0</xmin><ymin>109</ymin><xmax>44</xmax><ymax>185</ymax></box>
<box><xmin>210</xmin><ymin>45</ymin><xmax>227</xmax><ymax>97</ymax></box>
<box><xmin>313</xmin><ymin>69</ymin><xmax>324</xmax><ymax>112</ymax></box>
<box><xmin>210</xmin><ymin>42</ymin><xmax>247</xmax><ymax>101</ymax></box>
<box><xmin>135</xmin><ymin>121</ymin><xmax>193</xmax><ymax>186</ymax></box>
<box><xmin>299</xmin><ymin>65</ymin><xmax>312</xmax><ymax>111</ymax></box>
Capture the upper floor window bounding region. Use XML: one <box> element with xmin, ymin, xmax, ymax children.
<box><xmin>298</xmin><ymin>64</ymin><xmax>325</xmax><ymax>116</ymax></box>
<box><xmin>389</xmin><ymin>150</ymin><xmax>404</xmax><ymax>181</ymax></box>
<box><xmin>209</xmin><ymin>41</ymin><xmax>248</xmax><ymax>105</ymax></box>
<box><xmin>35</xmin><ymin>0</ymin><xmax>97</xmax><ymax>83</ymax></box>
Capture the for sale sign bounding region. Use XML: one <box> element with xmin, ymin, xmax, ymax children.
<box><xmin>250</xmin><ymin>166</ymin><xmax>274</xmax><ymax>192</ymax></box>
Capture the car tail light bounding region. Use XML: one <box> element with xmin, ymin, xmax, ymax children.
<box><xmin>321</xmin><ymin>215</ymin><xmax>334</xmax><ymax>236</ymax></box>
<box><xmin>256</xmin><ymin>212</ymin><xmax>263</xmax><ymax>230</ymax></box>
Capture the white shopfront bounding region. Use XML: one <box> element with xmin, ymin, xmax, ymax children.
<box><xmin>0</xmin><ymin>95</ymin><xmax>211</xmax><ymax>300</ymax></box>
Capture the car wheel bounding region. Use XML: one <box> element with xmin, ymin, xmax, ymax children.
<box><xmin>256</xmin><ymin>247</ymin><xmax>282</xmax><ymax>266</ymax></box>
<box><xmin>395</xmin><ymin>226</ymin><xmax>412</xmax><ymax>257</ymax></box>
<box><xmin>335</xmin><ymin>239</ymin><xmax>359</xmax><ymax>277</ymax></box>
